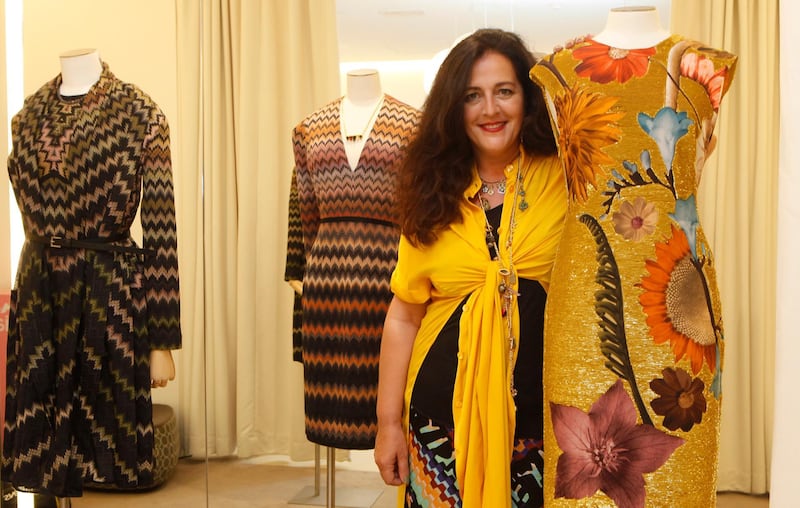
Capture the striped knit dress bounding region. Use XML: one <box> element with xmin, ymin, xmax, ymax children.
<box><xmin>285</xmin><ymin>95</ymin><xmax>419</xmax><ymax>449</ymax></box>
<box><xmin>3</xmin><ymin>63</ymin><xmax>181</xmax><ymax>497</ymax></box>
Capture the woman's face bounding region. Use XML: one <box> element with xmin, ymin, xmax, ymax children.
<box><xmin>463</xmin><ymin>50</ymin><xmax>524</xmax><ymax>165</ymax></box>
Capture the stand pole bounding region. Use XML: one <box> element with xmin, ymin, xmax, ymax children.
<box><xmin>326</xmin><ymin>447</ymin><xmax>336</xmax><ymax>507</ymax></box>
<box><xmin>314</xmin><ymin>443</ymin><xmax>321</xmax><ymax>496</ymax></box>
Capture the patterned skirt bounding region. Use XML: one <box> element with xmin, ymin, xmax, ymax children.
<box><xmin>405</xmin><ymin>407</ymin><xmax>544</xmax><ymax>507</ymax></box>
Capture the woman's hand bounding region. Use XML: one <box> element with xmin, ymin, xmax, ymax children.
<box><xmin>374</xmin><ymin>421</ymin><xmax>409</xmax><ymax>486</ymax></box>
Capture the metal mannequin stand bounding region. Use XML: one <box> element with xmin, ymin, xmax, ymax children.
<box><xmin>0</xmin><ymin>491</ymin><xmax>72</xmax><ymax>507</ymax></box>
<box><xmin>288</xmin><ymin>445</ymin><xmax>382</xmax><ymax>508</ymax></box>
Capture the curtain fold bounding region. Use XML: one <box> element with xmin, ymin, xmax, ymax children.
<box><xmin>670</xmin><ymin>0</ymin><xmax>778</xmax><ymax>494</ymax></box>
<box><xmin>175</xmin><ymin>0</ymin><xmax>340</xmax><ymax>459</ymax></box>
<box><xmin>175</xmin><ymin>0</ymin><xmax>208</xmax><ymax>459</ymax></box>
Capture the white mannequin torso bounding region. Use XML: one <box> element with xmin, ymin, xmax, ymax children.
<box><xmin>59</xmin><ymin>48</ymin><xmax>102</xmax><ymax>97</ymax></box>
<box><xmin>593</xmin><ymin>6</ymin><xmax>670</xmax><ymax>49</ymax></box>
<box><xmin>341</xmin><ymin>69</ymin><xmax>383</xmax><ymax>169</ymax></box>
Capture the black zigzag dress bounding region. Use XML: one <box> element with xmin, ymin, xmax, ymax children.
<box><xmin>285</xmin><ymin>95</ymin><xmax>419</xmax><ymax>449</ymax></box>
<box><xmin>3</xmin><ymin>64</ymin><xmax>181</xmax><ymax>497</ymax></box>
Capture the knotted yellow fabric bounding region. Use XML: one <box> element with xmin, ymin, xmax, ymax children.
<box><xmin>391</xmin><ymin>150</ymin><xmax>566</xmax><ymax>507</ymax></box>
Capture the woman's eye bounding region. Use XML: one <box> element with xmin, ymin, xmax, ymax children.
<box><xmin>464</xmin><ymin>91</ymin><xmax>481</xmax><ymax>103</ymax></box>
<box><xmin>497</xmin><ymin>88</ymin><xmax>514</xmax><ymax>97</ymax></box>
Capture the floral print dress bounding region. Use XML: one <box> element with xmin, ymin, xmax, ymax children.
<box><xmin>530</xmin><ymin>35</ymin><xmax>737</xmax><ymax>508</ymax></box>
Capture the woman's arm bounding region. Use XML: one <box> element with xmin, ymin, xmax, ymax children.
<box><xmin>374</xmin><ymin>295</ymin><xmax>426</xmax><ymax>485</ymax></box>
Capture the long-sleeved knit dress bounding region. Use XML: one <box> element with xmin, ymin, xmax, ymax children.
<box><xmin>3</xmin><ymin>63</ymin><xmax>181</xmax><ymax>497</ymax></box>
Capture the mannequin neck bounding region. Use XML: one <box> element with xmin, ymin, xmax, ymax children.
<box><xmin>341</xmin><ymin>69</ymin><xmax>383</xmax><ymax>168</ymax></box>
<box><xmin>59</xmin><ymin>48</ymin><xmax>102</xmax><ymax>96</ymax></box>
<box><xmin>593</xmin><ymin>6</ymin><xmax>670</xmax><ymax>49</ymax></box>
<box><xmin>344</xmin><ymin>69</ymin><xmax>382</xmax><ymax>105</ymax></box>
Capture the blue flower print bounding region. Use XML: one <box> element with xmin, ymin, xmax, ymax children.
<box><xmin>669</xmin><ymin>195</ymin><xmax>699</xmax><ymax>259</ymax></box>
<box><xmin>622</xmin><ymin>159</ymin><xmax>639</xmax><ymax>175</ymax></box>
<box><xmin>639</xmin><ymin>150</ymin><xmax>651</xmax><ymax>172</ymax></box>
<box><xmin>638</xmin><ymin>107</ymin><xmax>693</xmax><ymax>171</ymax></box>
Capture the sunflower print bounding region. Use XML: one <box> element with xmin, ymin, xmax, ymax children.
<box><xmin>638</xmin><ymin>224</ymin><xmax>718</xmax><ymax>375</ymax></box>
<box><xmin>553</xmin><ymin>86</ymin><xmax>624</xmax><ymax>203</ymax></box>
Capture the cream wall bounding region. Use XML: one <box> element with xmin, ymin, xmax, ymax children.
<box><xmin>0</xmin><ymin>0</ymin><xmax>9</xmax><ymax>293</ymax></box>
<box><xmin>17</xmin><ymin>0</ymin><xmax>185</xmax><ymax>410</ymax></box>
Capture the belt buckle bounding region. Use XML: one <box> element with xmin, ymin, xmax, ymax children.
<box><xmin>49</xmin><ymin>236</ymin><xmax>63</xmax><ymax>248</ymax></box>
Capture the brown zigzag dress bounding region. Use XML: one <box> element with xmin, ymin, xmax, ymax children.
<box><xmin>285</xmin><ymin>95</ymin><xmax>419</xmax><ymax>449</ymax></box>
<box><xmin>3</xmin><ymin>63</ymin><xmax>181</xmax><ymax>497</ymax></box>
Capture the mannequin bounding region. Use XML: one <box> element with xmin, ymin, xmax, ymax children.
<box><xmin>341</xmin><ymin>69</ymin><xmax>383</xmax><ymax>169</ymax></box>
<box><xmin>592</xmin><ymin>5</ymin><xmax>670</xmax><ymax>49</ymax></box>
<box><xmin>59</xmin><ymin>48</ymin><xmax>176</xmax><ymax>388</ymax></box>
<box><xmin>531</xmin><ymin>9</ymin><xmax>737</xmax><ymax>507</ymax></box>
<box><xmin>5</xmin><ymin>49</ymin><xmax>182</xmax><ymax>498</ymax></box>
<box><xmin>285</xmin><ymin>69</ymin><xmax>420</xmax><ymax>507</ymax></box>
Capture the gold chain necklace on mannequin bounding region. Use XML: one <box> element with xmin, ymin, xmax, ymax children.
<box><xmin>480</xmin><ymin>154</ymin><xmax>528</xmax><ymax>397</ymax></box>
<box><xmin>341</xmin><ymin>98</ymin><xmax>383</xmax><ymax>143</ymax></box>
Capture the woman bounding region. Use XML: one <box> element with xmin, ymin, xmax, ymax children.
<box><xmin>374</xmin><ymin>29</ymin><xmax>567</xmax><ymax>507</ymax></box>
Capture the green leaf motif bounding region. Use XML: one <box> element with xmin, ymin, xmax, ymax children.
<box><xmin>579</xmin><ymin>213</ymin><xmax>653</xmax><ymax>426</ymax></box>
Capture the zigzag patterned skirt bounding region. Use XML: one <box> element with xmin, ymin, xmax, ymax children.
<box><xmin>405</xmin><ymin>407</ymin><xmax>544</xmax><ymax>507</ymax></box>
<box><xmin>3</xmin><ymin>245</ymin><xmax>154</xmax><ymax>497</ymax></box>
<box><xmin>301</xmin><ymin>218</ymin><xmax>399</xmax><ymax>449</ymax></box>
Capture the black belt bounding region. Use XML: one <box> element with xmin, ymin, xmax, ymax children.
<box><xmin>27</xmin><ymin>233</ymin><xmax>152</xmax><ymax>256</ymax></box>
<box><xmin>319</xmin><ymin>216</ymin><xmax>398</xmax><ymax>228</ymax></box>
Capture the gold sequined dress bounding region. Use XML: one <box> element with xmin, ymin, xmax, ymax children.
<box><xmin>530</xmin><ymin>35</ymin><xmax>737</xmax><ymax>507</ymax></box>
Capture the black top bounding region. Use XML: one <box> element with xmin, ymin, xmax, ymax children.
<box><xmin>411</xmin><ymin>204</ymin><xmax>546</xmax><ymax>439</ymax></box>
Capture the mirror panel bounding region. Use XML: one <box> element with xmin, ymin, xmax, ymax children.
<box><xmin>3</xmin><ymin>0</ymin><xmax>207</xmax><ymax>506</ymax></box>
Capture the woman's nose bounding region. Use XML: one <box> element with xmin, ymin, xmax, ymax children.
<box><xmin>483</xmin><ymin>95</ymin><xmax>499</xmax><ymax>115</ymax></box>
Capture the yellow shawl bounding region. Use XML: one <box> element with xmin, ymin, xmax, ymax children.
<box><xmin>391</xmin><ymin>151</ymin><xmax>567</xmax><ymax>507</ymax></box>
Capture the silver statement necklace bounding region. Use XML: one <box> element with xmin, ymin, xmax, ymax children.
<box><xmin>480</xmin><ymin>154</ymin><xmax>529</xmax><ymax>397</ymax></box>
<box><xmin>480</xmin><ymin>177</ymin><xmax>506</xmax><ymax>196</ymax></box>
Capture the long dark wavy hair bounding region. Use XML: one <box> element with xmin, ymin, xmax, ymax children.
<box><xmin>398</xmin><ymin>28</ymin><xmax>556</xmax><ymax>247</ymax></box>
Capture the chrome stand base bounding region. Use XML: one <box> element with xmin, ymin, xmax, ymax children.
<box><xmin>288</xmin><ymin>446</ymin><xmax>382</xmax><ymax>508</ymax></box>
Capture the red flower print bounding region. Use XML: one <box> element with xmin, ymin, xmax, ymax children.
<box><xmin>573</xmin><ymin>39</ymin><xmax>656</xmax><ymax>84</ymax></box>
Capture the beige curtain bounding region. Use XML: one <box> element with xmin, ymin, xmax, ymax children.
<box><xmin>175</xmin><ymin>0</ymin><xmax>341</xmax><ymax>459</ymax></box>
<box><xmin>175</xmin><ymin>0</ymin><xmax>208</xmax><ymax>457</ymax></box>
<box><xmin>671</xmin><ymin>0</ymin><xmax>778</xmax><ymax>494</ymax></box>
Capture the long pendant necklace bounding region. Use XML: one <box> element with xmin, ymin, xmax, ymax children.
<box><xmin>480</xmin><ymin>155</ymin><xmax>527</xmax><ymax>397</ymax></box>
<box><xmin>341</xmin><ymin>97</ymin><xmax>383</xmax><ymax>143</ymax></box>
